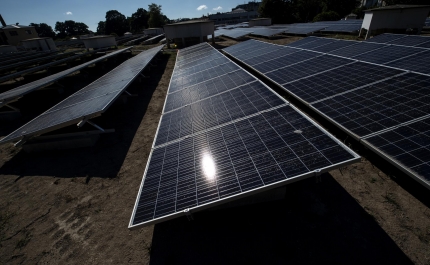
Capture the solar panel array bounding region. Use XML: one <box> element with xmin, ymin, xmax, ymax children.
<box><xmin>0</xmin><ymin>45</ymin><xmax>163</xmax><ymax>145</ymax></box>
<box><xmin>366</xmin><ymin>33</ymin><xmax>430</xmax><ymax>48</ymax></box>
<box><xmin>0</xmin><ymin>47</ymin><xmax>132</xmax><ymax>107</ymax></box>
<box><xmin>129</xmin><ymin>42</ymin><xmax>360</xmax><ymax>228</ymax></box>
<box><xmin>224</xmin><ymin>35</ymin><xmax>430</xmax><ymax>189</ymax></box>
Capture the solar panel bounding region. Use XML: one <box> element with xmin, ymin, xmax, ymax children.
<box><xmin>362</xmin><ymin>117</ymin><xmax>430</xmax><ymax>189</ymax></box>
<box><xmin>0</xmin><ymin>48</ymin><xmax>132</xmax><ymax>107</ymax></box>
<box><xmin>282</xmin><ymin>62</ymin><xmax>404</xmax><ymax>104</ymax></box>
<box><xmin>129</xmin><ymin>43</ymin><xmax>360</xmax><ymax>228</ymax></box>
<box><xmin>252</xmin><ymin>50</ymin><xmax>319</xmax><ymax>74</ymax></box>
<box><xmin>243</xmin><ymin>47</ymin><xmax>298</xmax><ymax>66</ymax></box>
<box><xmin>416</xmin><ymin>40</ymin><xmax>430</xmax><ymax>49</ymax></box>
<box><xmin>320</xmin><ymin>24</ymin><xmax>361</xmax><ymax>33</ymax></box>
<box><xmin>387</xmin><ymin>35</ymin><xmax>430</xmax><ymax>47</ymax></box>
<box><xmin>285</xmin><ymin>26</ymin><xmax>326</xmax><ymax>35</ymax></box>
<box><xmin>365</xmin><ymin>33</ymin><xmax>406</xmax><ymax>44</ymax></box>
<box><xmin>250</xmin><ymin>28</ymin><xmax>286</xmax><ymax>37</ymax></box>
<box><xmin>221</xmin><ymin>29</ymin><xmax>253</xmax><ymax>39</ymax></box>
<box><xmin>311</xmin><ymin>73</ymin><xmax>430</xmax><ymax>138</ymax></box>
<box><xmin>265</xmin><ymin>55</ymin><xmax>354</xmax><ymax>85</ymax></box>
<box><xmin>309</xmin><ymin>40</ymin><xmax>358</xmax><ymax>53</ymax></box>
<box><xmin>294</xmin><ymin>38</ymin><xmax>336</xmax><ymax>50</ymax></box>
<box><xmin>328</xmin><ymin>42</ymin><xmax>387</xmax><ymax>58</ymax></box>
<box><xmin>356</xmin><ymin>45</ymin><xmax>426</xmax><ymax>65</ymax></box>
<box><xmin>0</xmin><ymin>45</ymin><xmax>163</xmax><ymax>145</ymax></box>
<box><xmin>285</xmin><ymin>37</ymin><xmax>319</xmax><ymax>47</ymax></box>
<box><xmin>385</xmin><ymin>50</ymin><xmax>430</xmax><ymax>75</ymax></box>
<box><xmin>0</xmin><ymin>51</ymin><xmax>58</xmax><ymax>68</ymax></box>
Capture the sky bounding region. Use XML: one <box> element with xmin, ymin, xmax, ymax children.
<box><xmin>1</xmin><ymin>0</ymin><xmax>241</xmax><ymax>32</ymax></box>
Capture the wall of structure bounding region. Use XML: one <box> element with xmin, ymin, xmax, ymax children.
<box><xmin>1</xmin><ymin>27</ymin><xmax>36</xmax><ymax>45</ymax></box>
<box><xmin>209</xmin><ymin>11</ymin><xmax>258</xmax><ymax>25</ymax></box>
<box><xmin>82</xmin><ymin>36</ymin><xmax>117</xmax><ymax>50</ymax></box>
<box><xmin>164</xmin><ymin>22</ymin><xmax>214</xmax><ymax>47</ymax></box>
<box><xmin>21</xmin><ymin>38</ymin><xmax>57</xmax><ymax>51</ymax></box>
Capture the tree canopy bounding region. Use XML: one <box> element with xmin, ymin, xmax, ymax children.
<box><xmin>260</xmin><ymin>0</ymin><xmax>360</xmax><ymax>23</ymax></box>
<box><xmin>148</xmin><ymin>3</ymin><xmax>168</xmax><ymax>28</ymax></box>
<box><xmin>30</xmin><ymin>23</ymin><xmax>55</xmax><ymax>38</ymax></box>
<box><xmin>55</xmin><ymin>20</ymin><xmax>89</xmax><ymax>38</ymax></box>
<box><xmin>97</xmin><ymin>21</ymin><xmax>106</xmax><ymax>35</ymax></box>
<box><xmin>130</xmin><ymin>8</ymin><xmax>149</xmax><ymax>33</ymax></box>
<box><xmin>105</xmin><ymin>10</ymin><xmax>128</xmax><ymax>36</ymax></box>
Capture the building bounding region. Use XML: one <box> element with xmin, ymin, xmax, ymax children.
<box><xmin>144</xmin><ymin>28</ymin><xmax>164</xmax><ymax>36</ymax></box>
<box><xmin>21</xmin><ymin>37</ymin><xmax>57</xmax><ymax>51</ymax></box>
<box><xmin>209</xmin><ymin>8</ymin><xmax>259</xmax><ymax>25</ymax></box>
<box><xmin>360</xmin><ymin>5</ymin><xmax>430</xmax><ymax>39</ymax></box>
<box><xmin>164</xmin><ymin>20</ymin><xmax>214</xmax><ymax>48</ymax></box>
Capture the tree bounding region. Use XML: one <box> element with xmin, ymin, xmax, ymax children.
<box><xmin>313</xmin><ymin>10</ymin><xmax>341</xmax><ymax>22</ymax></box>
<box><xmin>97</xmin><ymin>21</ymin><xmax>106</xmax><ymax>35</ymax></box>
<box><xmin>55</xmin><ymin>20</ymin><xmax>90</xmax><ymax>38</ymax></box>
<box><xmin>259</xmin><ymin>0</ymin><xmax>295</xmax><ymax>24</ymax></box>
<box><xmin>30</xmin><ymin>23</ymin><xmax>55</xmax><ymax>38</ymax></box>
<box><xmin>294</xmin><ymin>0</ymin><xmax>321</xmax><ymax>22</ymax></box>
<box><xmin>105</xmin><ymin>10</ymin><xmax>128</xmax><ymax>36</ymax></box>
<box><xmin>320</xmin><ymin>0</ymin><xmax>360</xmax><ymax>17</ymax></box>
<box><xmin>148</xmin><ymin>3</ymin><xmax>166</xmax><ymax>28</ymax></box>
<box><xmin>130</xmin><ymin>8</ymin><xmax>149</xmax><ymax>33</ymax></box>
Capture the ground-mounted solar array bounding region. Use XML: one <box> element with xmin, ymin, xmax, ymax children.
<box><xmin>0</xmin><ymin>45</ymin><xmax>163</xmax><ymax>145</ymax></box>
<box><xmin>129</xmin><ymin>42</ymin><xmax>360</xmax><ymax>229</ymax></box>
<box><xmin>223</xmin><ymin>35</ymin><xmax>430</xmax><ymax>189</ymax></box>
<box><xmin>0</xmin><ymin>47</ymin><xmax>132</xmax><ymax>107</ymax></box>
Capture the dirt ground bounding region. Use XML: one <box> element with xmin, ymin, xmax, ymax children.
<box><xmin>0</xmin><ymin>36</ymin><xmax>429</xmax><ymax>264</ymax></box>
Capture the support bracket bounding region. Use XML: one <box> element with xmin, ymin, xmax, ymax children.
<box><xmin>184</xmin><ymin>209</ymin><xmax>194</xmax><ymax>221</ymax></box>
<box><xmin>314</xmin><ymin>169</ymin><xmax>322</xmax><ymax>183</ymax></box>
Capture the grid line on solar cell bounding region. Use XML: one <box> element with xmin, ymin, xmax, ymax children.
<box><xmin>169</xmin><ymin>63</ymin><xmax>240</xmax><ymax>93</ymax></box>
<box><xmin>156</xmin><ymin>82</ymin><xmax>287</xmax><ymax>146</ymax></box>
<box><xmin>309</xmin><ymin>40</ymin><xmax>358</xmax><ymax>53</ymax></box>
<box><xmin>310</xmin><ymin>73</ymin><xmax>430</xmax><ymax>138</ymax></box>
<box><xmin>293</xmin><ymin>38</ymin><xmax>337</xmax><ymax>50</ymax></box>
<box><xmin>265</xmin><ymin>55</ymin><xmax>354</xmax><ymax>84</ymax></box>
<box><xmin>131</xmin><ymin>105</ymin><xmax>359</xmax><ymax>226</ymax></box>
<box><xmin>172</xmin><ymin>59</ymin><xmax>230</xmax><ymax>80</ymax></box>
<box><xmin>362</xmin><ymin>117</ymin><xmax>430</xmax><ymax>187</ymax></box>
<box><xmin>164</xmin><ymin>70</ymin><xmax>256</xmax><ymax>111</ymax></box>
<box><xmin>356</xmin><ymin>45</ymin><xmax>427</xmax><ymax>65</ymax></box>
<box><xmin>282</xmin><ymin>62</ymin><xmax>405</xmax><ymax>104</ymax></box>
<box><xmin>233</xmin><ymin>46</ymin><xmax>284</xmax><ymax>61</ymax></box>
<box><xmin>417</xmin><ymin>41</ymin><xmax>430</xmax><ymax>49</ymax></box>
<box><xmin>285</xmin><ymin>37</ymin><xmax>319</xmax><ymax>47</ymax></box>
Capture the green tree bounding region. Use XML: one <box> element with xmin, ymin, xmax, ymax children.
<box><xmin>148</xmin><ymin>3</ymin><xmax>166</xmax><ymax>28</ymax></box>
<box><xmin>130</xmin><ymin>8</ymin><xmax>149</xmax><ymax>33</ymax></box>
<box><xmin>259</xmin><ymin>0</ymin><xmax>295</xmax><ymax>24</ymax></box>
<box><xmin>313</xmin><ymin>10</ymin><xmax>341</xmax><ymax>22</ymax></box>
<box><xmin>97</xmin><ymin>21</ymin><xmax>106</xmax><ymax>35</ymax></box>
<box><xmin>105</xmin><ymin>10</ymin><xmax>128</xmax><ymax>36</ymax></box>
<box><xmin>55</xmin><ymin>21</ymin><xmax>67</xmax><ymax>38</ymax></box>
<box><xmin>30</xmin><ymin>23</ymin><xmax>55</xmax><ymax>38</ymax></box>
<box><xmin>294</xmin><ymin>0</ymin><xmax>321</xmax><ymax>22</ymax></box>
<box><xmin>320</xmin><ymin>0</ymin><xmax>360</xmax><ymax>17</ymax></box>
<box><xmin>55</xmin><ymin>20</ymin><xmax>90</xmax><ymax>38</ymax></box>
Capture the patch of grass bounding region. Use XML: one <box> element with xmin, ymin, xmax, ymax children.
<box><xmin>382</xmin><ymin>192</ymin><xmax>401</xmax><ymax>210</ymax></box>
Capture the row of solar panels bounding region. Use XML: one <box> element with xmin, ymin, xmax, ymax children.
<box><xmin>129</xmin><ymin>42</ymin><xmax>360</xmax><ymax>229</ymax></box>
<box><xmin>223</xmin><ymin>34</ymin><xmax>430</xmax><ymax>190</ymax></box>
<box><xmin>0</xmin><ymin>45</ymin><xmax>164</xmax><ymax>145</ymax></box>
<box><xmin>0</xmin><ymin>47</ymin><xmax>132</xmax><ymax>108</ymax></box>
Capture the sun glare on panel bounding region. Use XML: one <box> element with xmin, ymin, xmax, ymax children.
<box><xmin>202</xmin><ymin>154</ymin><xmax>216</xmax><ymax>181</ymax></box>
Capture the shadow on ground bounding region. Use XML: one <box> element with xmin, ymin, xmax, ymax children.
<box><xmin>0</xmin><ymin>52</ymin><xmax>171</xmax><ymax>180</ymax></box>
<box><xmin>150</xmin><ymin>174</ymin><xmax>412</xmax><ymax>265</ymax></box>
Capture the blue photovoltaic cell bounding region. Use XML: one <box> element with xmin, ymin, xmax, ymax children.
<box><xmin>295</xmin><ymin>38</ymin><xmax>337</xmax><ymax>50</ymax></box>
<box><xmin>365</xmin><ymin>33</ymin><xmax>406</xmax><ymax>44</ymax></box>
<box><xmin>387</xmin><ymin>35</ymin><xmax>430</xmax><ymax>47</ymax></box>
<box><xmin>131</xmin><ymin>105</ymin><xmax>358</xmax><ymax>226</ymax></box>
<box><xmin>311</xmin><ymin>73</ymin><xmax>430</xmax><ymax>138</ymax></box>
<box><xmin>243</xmin><ymin>47</ymin><xmax>298</xmax><ymax>66</ymax></box>
<box><xmin>285</xmin><ymin>37</ymin><xmax>319</xmax><ymax>47</ymax></box>
<box><xmin>130</xmin><ymin>42</ymin><xmax>360</xmax><ymax>228</ymax></box>
<box><xmin>386</xmin><ymin>49</ymin><xmax>430</xmax><ymax>75</ymax></box>
<box><xmin>356</xmin><ymin>45</ymin><xmax>426</xmax><ymax>65</ymax></box>
<box><xmin>282</xmin><ymin>62</ymin><xmax>404</xmax><ymax>104</ymax></box>
<box><xmin>309</xmin><ymin>40</ymin><xmax>358</xmax><ymax>53</ymax></box>
<box><xmin>363</xmin><ymin>117</ymin><xmax>430</xmax><ymax>188</ymax></box>
<box><xmin>156</xmin><ymin>81</ymin><xmax>286</xmax><ymax>146</ymax></box>
<box><xmin>265</xmin><ymin>55</ymin><xmax>353</xmax><ymax>85</ymax></box>
<box><xmin>417</xmin><ymin>41</ymin><xmax>430</xmax><ymax>49</ymax></box>
<box><xmin>329</xmin><ymin>42</ymin><xmax>386</xmax><ymax>58</ymax></box>
<box><xmin>252</xmin><ymin>50</ymin><xmax>319</xmax><ymax>74</ymax></box>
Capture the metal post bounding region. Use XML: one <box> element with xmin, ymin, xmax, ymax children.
<box><xmin>212</xmin><ymin>33</ymin><xmax>215</xmax><ymax>44</ymax></box>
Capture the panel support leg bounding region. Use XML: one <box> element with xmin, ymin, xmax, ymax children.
<box><xmin>184</xmin><ymin>209</ymin><xmax>194</xmax><ymax>221</ymax></box>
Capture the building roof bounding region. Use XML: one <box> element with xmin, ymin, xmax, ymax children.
<box><xmin>229</xmin><ymin>8</ymin><xmax>247</xmax><ymax>14</ymax></box>
<box><xmin>1</xmin><ymin>24</ymin><xmax>34</xmax><ymax>30</ymax></box>
<box><xmin>366</xmin><ymin>4</ymin><xmax>430</xmax><ymax>12</ymax></box>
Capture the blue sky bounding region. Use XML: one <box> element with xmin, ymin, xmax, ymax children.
<box><xmin>1</xmin><ymin>0</ymin><xmax>239</xmax><ymax>32</ymax></box>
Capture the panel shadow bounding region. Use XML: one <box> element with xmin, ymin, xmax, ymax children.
<box><xmin>150</xmin><ymin>174</ymin><xmax>412</xmax><ymax>265</ymax></box>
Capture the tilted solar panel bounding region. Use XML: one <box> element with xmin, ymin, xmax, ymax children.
<box><xmin>328</xmin><ymin>42</ymin><xmax>387</xmax><ymax>58</ymax></box>
<box><xmin>365</xmin><ymin>33</ymin><xmax>406</xmax><ymax>44</ymax></box>
<box><xmin>129</xmin><ymin>43</ymin><xmax>360</xmax><ymax>228</ymax></box>
<box><xmin>387</xmin><ymin>35</ymin><xmax>430</xmax><ymax>47</ymax></box>
<box><xmin>0</xmin><ymin>48</ymin><xmax>132</xmax><ymax>106</ymax></box>
<box><xmin>0</xmin><ymin>45</ymin><xmax>163</xmax><ymax>145</ymax></box>
<box><xmin>363</xmin><ymin>117</ymin><xmax>430</xmax><ymax>189</ymax></box>
<box><xmin>356</xmin><ymin>45</ymin><xmax>426</xmax><ymax>65</ymax></box>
